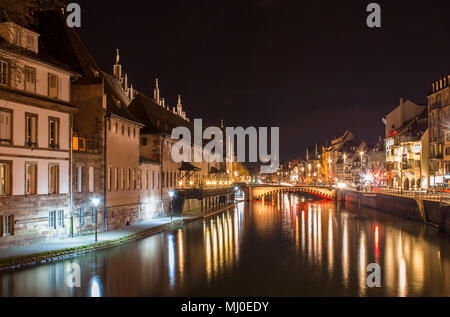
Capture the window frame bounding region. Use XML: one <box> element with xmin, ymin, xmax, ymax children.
<box><xmin>48</xmin><ymin>163</ymin><xmax>59</xmax><ymax>195</ymax></box>
<box><xmin>0</xmin><ymin>107</ymin><xmax>13</xmax><ymax>145</ymax></box>
<box><xmin>24</xmin><ymin>66</ymin><xmax>36</xmax><ymax>93</ymax></box>
<box><xmin>48</xmin><ymin>117</ymin><xmax>60</xmax><ymax>150</ymax></box>
<box><xmin>25</xmin><ymin>112</ymin><xmax>38</xmax><ymax>148</ymax></box>
<box><xmin>25</xmin><ymin>162</ymin><xmax>37</xmax><ymax>196</ymax></box>
<box><xmin>0</xmin><ymin>59</ymin><xmax>11</xmax><ymax>87</ymax></box>
<box><xmin>0</xmin><ymin>160</ymin><xmax>12</xmax><ymax>196</ymax></box>
<box><xmin>48</xmin><ymin>73</ymin><xmax>59</xmax><ymax>99</ymax></box>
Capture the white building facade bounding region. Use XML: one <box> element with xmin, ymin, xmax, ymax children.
<box><xmin>0</xmin><ymin>22</ymin><xmax>76</xmax><ymax>248</ymax></box>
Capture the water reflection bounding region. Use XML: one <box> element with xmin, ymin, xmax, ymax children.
<box><xmin>0</xmin><ymin>196</ymin><xmax>449</xmax><ymax>297</ymax></box>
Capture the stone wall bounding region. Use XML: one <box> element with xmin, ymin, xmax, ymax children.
<box><xmin>0</xmin><ymin>194</ymin><xmax>71</xmax><ymax>249</ymax></box>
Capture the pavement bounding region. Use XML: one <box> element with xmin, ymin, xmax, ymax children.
<box><xmin>0</xmin><ymin>216</ymin><xmax>200</xmax><ymax>262</ymax></box>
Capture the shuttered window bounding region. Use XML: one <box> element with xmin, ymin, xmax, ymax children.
<box><xmin>48</xmin><ymin>73</ymin><xmax>58</xmax><ymax>98</ymax></box>
<box><xmin>0</xmin><ymin>109</ymin><xmax>12</xmax><ymax>144</ymax></box>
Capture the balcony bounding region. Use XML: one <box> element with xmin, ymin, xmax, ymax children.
<box><xmin>73</xmin><ymin>136</ymin><xmax>101</xmax><ymax>154</ymax></box>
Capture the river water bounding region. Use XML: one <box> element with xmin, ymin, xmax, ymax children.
<box><xmin>0</xmin><ymin>194</ymin><xmax>449</xmax><ymax>297</ymax></box>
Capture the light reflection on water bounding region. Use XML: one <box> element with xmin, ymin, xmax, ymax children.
<box><xmin>0</xmin><ymin>194</ymin><xmax>449</xmax><ymax>297</ymax></box>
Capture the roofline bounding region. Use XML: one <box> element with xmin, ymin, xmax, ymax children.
<box><xmin>0</xmin><ymin>47</ymin><xmax>78</xmax><ymax>77</ymax></box>
<box><xmin>109</xmin><ymin>112</ymin><xmax>145</xmax><ymax>127</ymax></box>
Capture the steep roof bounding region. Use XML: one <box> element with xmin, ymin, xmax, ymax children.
<box><xmin>33</xmin><ymin>10</ymin><xmax>141</xmax><ymax>126</ymax></box>
<box><xmin>128</xmin><ymin>92</ymin><xmax>193</xmax><ymax>135</ymax></box>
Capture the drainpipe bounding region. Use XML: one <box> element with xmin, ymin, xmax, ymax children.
<box><xmin>160</xmin><ymin>134</ymin><xmax>165</xmax><ymax>218</ymax></box>
<box><xmin>103</xmin><ymin>112</ymin><xmax>111</xmax><ymax>234</ymax></box>
<box><xmin>69</xmin><ymin>113</ymin><xmax>74</xmax><ymax>238</ymax></box>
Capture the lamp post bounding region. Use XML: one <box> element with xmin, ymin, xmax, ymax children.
<box><xmin>168</xmin><ymin>190</ymin><xmax>175</xmax><ymax>221</ymax></box>
<box><xmin>91</xmin><ymin>196</ymin><xmax>100</xmax><ymax>243</ymax></box>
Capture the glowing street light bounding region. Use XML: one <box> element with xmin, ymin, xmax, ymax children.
<box><xmin>91</xmin><ymin>196</ymin><xmax>101</xmax><ymax>243</ymax></box>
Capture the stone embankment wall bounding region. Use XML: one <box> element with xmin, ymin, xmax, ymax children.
<box><xmin>344</xmin><ymin>190</ymin><xmax>449</xmax><ymax>232</ymax></box>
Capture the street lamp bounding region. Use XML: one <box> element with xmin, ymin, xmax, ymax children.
<box><xmin>91</xmin><ymin>196</ymin><xmax>101</xmax><ymax>243</ymax></box>
<box><xmin>168</xmin><ymin>190</ymin><xmax>175</xmax><ymax>220</ymax></box>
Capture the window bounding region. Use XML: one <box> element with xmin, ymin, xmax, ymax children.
<box><xmin>25</xmin><ymin>163</ymin><xmax>37</xmax><ymax>195</ymax></box>
<box><xmin>76</xmin><ymin>166</ymin><xmax>83</xmax><ymax>193</ymax></box>
<box><xmin>146</xmin><ymin>171</ymin><xmax>149</xmax><ymax>189</ymax></box>
<box><xmin>115</xmin><ymin>167</ymin><xmax>119</xmax><ymax>190</ymax></box>
<box><xmin>57</xmin><ymin>210</ymin><xmax>64</xmax><ymax>228</ymax></box>
<box><xmin>141</xmin><ymin>138</ymin><xmax>147</xmax><ymax>146</ymax></box>
<box><xmin>91</xmin><ymin>208</ymin><xmax>96</xmax><ymax>223</ymax></box>
<box><xmin>26</xmin><ymin>34</ymin><xmax>34</xmax><ymax>49</ymax></box>
<box><xmin>137</xmin><ymin>170</ymin><xmax>141</xmax><ymax>189</ymax></box>
<box><xmin>128</xmin><ymin>127</ymin><xmax>131</xmax><ymax>137</ymax></box>
<box><xmin>48</xmin><ymin>164</ymin><xmax>59</xmax><ymax>194</ymax></box>
<box><xmin>133</xmin><ymin>128</ymin><xmax>136</xmax><ymax>138</ymax></box>
<box><xmin>49</xmin><ymin>210</ymin><xmax>56</xmax><ymax>229</ymax></box>
<box><xmin>5</xmin><ymin>215</ymin><xmax>14</xmax><ymax>236</ymax></box>
<box><xmin>133</xmin><ymin>169</ymin><xmax>137</xmax><ymax>189</ymax></box>
<box><xmin>78</xmin><ymin>208</ymin><xmax>85</xmax><ymax>226</ymax></box>
<box><xmin>0</xmin><ymin>108</ymin><xmax>12</xmax><ymax>144</ymax></box>
<box><xmin>0</xmin><ymin>161</ymin><xmax>11</xmax><ymax>196</ymax></box>
<box><xmin>25</xmin><ymin>113</ymin><xmax>37</xmax><ymax>147</ymax></box>
<box><xmin>89</xmin><ymin>166</ymin><xmax>94</xmax><ymax>193</ymax></box>
<box><xmin>108</xmin><ymin>167</ymin><xmax>112</xmax><ymax>191</ymax></box>
<box><xmin>25</xmin><ymin>67</ymin><xmax>36</xmax><ymax>92</ymax></box>
<box><xmin>0</xmin><ymin>60</ymin><xmax>9</xmax><ymax>86</ymax></box>
<box><xmin>49</xmin><ymin>117</ymin><xmax>60</xmax><ymax>149</ymax></box>
<box><xmin>121</xmin><ymin>168</ymin><xmax>125</xmax><ymax>190</ymax></box>
<box><xmin>152</xmin><ymin>171</ymin><xmax>155</xmax><ymax>189</ymax></box>
<box><xmin>48</xmin><ymin>73</ymin><xmax>58</xmax><ymax>98</ymax></box>
<box><xmin>128</xmin><ymin>168</ymin><xmax>132</xmax><ymax>190</ymax></box>
<box><xmin>115</xmin><ymin>122</ymin><xmax>118</xmax><ymax>133</ymax></box>
<box><xmin>157</xmin><ymin>172</ymin><xmax>160</xmax><ymax>189</ymax></box>
<box><xmin>122</xmin><ymin>125</ymin><xmax>125</xmax><ymax>135</ymax></box>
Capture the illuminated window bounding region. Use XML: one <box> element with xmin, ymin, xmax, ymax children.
<box><xmin>0</xmin><ymin>109</ymin><xmax>12</xmax><ymax>144</ymax></box>
<box><xmin>48</xmin><ymin>164</ymin><xmax>59</xmax><ymax>194</ymax></box>
<box><xmin>0</xmin><ymin>161</ymin><xmax>11</xmax><ymax>196</ymax></box>
<box><xmin>25</xmin><ymin>113</ymin><xmax>37</xmax><ymax>147</ymax></box>
<box><xmin>25</xmin><ymin>163</ymin><xmax>37</xmax><ymax>195</ymax></box>
<box><xmin>48</xmin><ymin>73</ymin><xmax>58</xmax><ymax>98</ymax></box>
<box><xmin>25</xmin><ymin>66</ymin><xmax>36</xmax><ymax>92</ymax></box>
<box><xmin>49</xmin><ymin>117</ymin><xmax>60</xmax><ymax>149</ymax></box>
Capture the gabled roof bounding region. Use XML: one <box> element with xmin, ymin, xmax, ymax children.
<box><xmin>128</xmin><ymin>92</ymin><xmax>193</xmax><ymax>135</ymax></box>
<box><xmin>103</xmin><ymin>72</ymin><xmax>142</xmax><ymax>125</ymax></box>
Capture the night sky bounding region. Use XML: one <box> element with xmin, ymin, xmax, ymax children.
<box><xmin>73</xmin><ymin>0</ymin><xmax>450</xmax><ymax>162</ymax></box>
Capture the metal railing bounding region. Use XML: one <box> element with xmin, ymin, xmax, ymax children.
<box><xmin>360</xmin><ymin>187</ymin><xmax>450</xmax><ymax>205</ymax></box>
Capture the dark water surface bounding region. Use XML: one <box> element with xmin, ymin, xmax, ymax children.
<box><xmin>1</xmin><ymin>194</ymin><xmax>449</xmax><ymax>297</ymax></box>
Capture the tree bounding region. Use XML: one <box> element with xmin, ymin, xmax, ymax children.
<box><xmin>0</xmin><ymin>0</ymin><xmax>64</xmax><ymax>27</ymax></box>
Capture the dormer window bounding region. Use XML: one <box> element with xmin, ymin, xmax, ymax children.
<box><xmin>0</xmin><ymin>23</ymin><xmax>40</xmax><ymax>54</ymax></box>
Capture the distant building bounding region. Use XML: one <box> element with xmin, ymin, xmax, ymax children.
<box><xmin>428</xmin><ymin>75</ymin><xmax>450</xmax><ymax>186</ymax></box>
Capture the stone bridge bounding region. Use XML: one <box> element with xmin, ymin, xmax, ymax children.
<box><xmin>244</xmin><ymin>185</ymin><xmax>337</xmax><ymax>201</ymax></box>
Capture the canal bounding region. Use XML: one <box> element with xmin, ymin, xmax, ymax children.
<box><xmin>0</xmin><ymin>194</ymin><xmax>449</xmax><ymax>297</ymax></box>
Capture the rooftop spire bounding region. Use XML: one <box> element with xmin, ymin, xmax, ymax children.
<box><xmin>154</xmin><ymin>78</ymin><xmax>160</xmax><ymax>103</ymax></box>
<box><xmin>115</xmin><ymin>49</ymin><xmax>120</xmax><ymax>64</ymax></box>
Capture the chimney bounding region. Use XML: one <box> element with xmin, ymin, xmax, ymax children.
<box><xmin>113</xmin><ymin>49</ymin><xmax>122</xmax><ymax>80</ymax></box>
<box><xmin>160</xmin><ymin>98</ymin><xmax>165</xmax><ymax>108</ymax></box>
<box><xmin>128</xmin><ymin>84</ymin><xmax>134</xmax><ymax>100</ymax></box>
<box><xmin>153</xmin><ymin>78</ymin><xmax>160</xmax><ymax>103</ymax></box>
